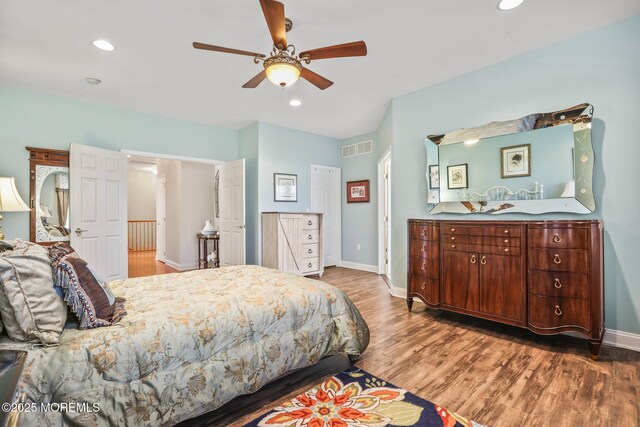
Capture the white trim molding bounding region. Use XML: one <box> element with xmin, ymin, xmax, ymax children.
<box><xmin>121</xmin><ymin>149</ymin><xmax>224</xmax><ymax>165</ymax></box>
<box><xmin>164</xmin><ymin>259</ymin><xmax>198</xmax><ymax>271</ymax></box>
<box><xmin>388</xmin><ymin>290</ymin><xmax>640</xmax><ymax>353</ymax></box>
<box><xmin>340</xmin><ymin>261</ymin><xmax>379</xmax><ymax>273</ymax></box>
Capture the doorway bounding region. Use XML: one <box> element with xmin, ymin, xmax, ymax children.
<box><xmin>310</xmin><ymin>165</ymin><xmax>341</xmax><ymax>267</ymax></box>
<box><xmin>378</xmin><ymin>148</ymin><xmax>391</xmax><ymax>282</ymax></box>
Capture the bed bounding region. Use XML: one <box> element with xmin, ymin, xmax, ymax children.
<box><xmin>0</xmin><ymin>265</ymin><xmax>370</xmax><ymax>426</ymax></box>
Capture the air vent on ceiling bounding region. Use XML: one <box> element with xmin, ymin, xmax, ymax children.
<box><xmin>342</xmin><ymin>140</ymin><xmax>373</xmax><ymax>158</ymax></box>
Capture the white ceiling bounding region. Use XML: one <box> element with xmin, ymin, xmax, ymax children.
<box><xmin>1</xmin><ymin>1</ymin><xmax>638</xmax><ymax>139</ymax></box>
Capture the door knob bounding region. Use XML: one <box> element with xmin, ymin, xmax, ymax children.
<box><xmin>75</xmin><ymin>228</ymin><xmax>87</xmax><ymax>235</ymax></box>
<box><xmin>236</xmin><ymin>225</ymin><xmax>246</xmax><ymax>229</ymax></box>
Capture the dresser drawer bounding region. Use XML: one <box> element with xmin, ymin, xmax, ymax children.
<box><xmin>409</xmin><ymin>256</ymin><xmax>438</xmax><ymax>279</ymax></box>
<box><xmin>301</xmin><ymin>215</ymin><xmax>321</xmax><ymax>230</ymax></box>
<box><xmin>446</xmin><ymin>235</ymin><xmax>520</xmax><ymax>247</ymax></box>
<box><xmin>529</xmin><ymin>248</ymin><xmax>588</xmax><ymax>273</ymax></box>
<box><xmin>300</xmin><ymin>230</ymin><xmax>320</xmax><ymax>244</ymax></box>
<box><xmin>528</xmin><ymin>294</ymin><xmax>590</xmax><ymax>331</ymax></box>
<box><xmin>443</xmin><ymin>243</ymin><xmax>520</xmax><ymax>256</ymax></box>
<box><xmin>409</xmin><ymin>275</ymin><xmax>439</xmax><ymax>306</ymax></box>
<box><xmin>302</xmin><ymin>244</ymin><xmax>320</xmax><ymax>259</ymax></box>
<box><xmin>301</xmin><ymin>257</ymin><xmax>320</xmax><ymax>273</ymax></box>
<box><xmin>409</xmin><ymin>240</ymin><xmax>438</xmax><ymax>259</ymax></box>
<box><xmin>443</xmin><ymin>225</ymin><xmax>522</xmax><ymax>238</ymax></box>
<box><xmin>529</xmin><ymin>271</ymin><xmax>589</xmax><ymax>299</ymax></box>
<box><xmin>410</xmin><ymin>223</ymin><xmax>439</xmax><ymax>241</ymax></box>
<box><xmin>529</xmin><ymin>228</ymin><xmax>588</xmax><ymax>249</ymax></box>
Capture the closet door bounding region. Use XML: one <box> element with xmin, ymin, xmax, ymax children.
<box><xmin>442</xmin><ymin>250</ymin><xmax>479</xmax><ymax>311</ymax></box>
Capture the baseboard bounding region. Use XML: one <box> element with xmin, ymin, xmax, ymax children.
<box><xmin>340</xmin><ymin>261</ymin><xmax>379</xmax><ymax>273</ymax></box>
<box><xmin>164</xmin><ymin>259</ymin><xmax>198</xmax><ymax>271</ymax></box>
<box><xmin>389</xmin><ymin>288</ymin><xmax>639</xmax><ymax>352</ymax></box>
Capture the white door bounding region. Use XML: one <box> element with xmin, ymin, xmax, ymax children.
<box><xmin>218</xmin><ymin>159</ymin><xmax>245</xmax><ymax>266</ymax></box>
<box><xmin>383</xmin><ymin>160</ymin><xmax>391</xmax><ymax>277</ymax></box>
<box><xmin>156</xmin><ymin>176</ymin><xmax>166</xmax><ymax>263</ymax></box>
<box><xmin>378</xmin><ymin>149</ymin><xmax>391</xmax><ymax>278</ymax></box>
<box><xmin>70</xmin><ymin>143</ymin><xmax>128</xmax><ymax>280</ymax></box>
<box><xmin>311</xmin><ymin>165</ymin><xmax>341</xmax><ymax>267</ymax></box>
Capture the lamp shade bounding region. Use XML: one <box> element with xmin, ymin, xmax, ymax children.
<box><xmin>0</xmin><ymin>177</ymin><xmax>30</xmax><ymax>212</ymax></box>
<box><xmin>41</xmin><ymin>205</ymin><xmax>52</xmax><ymax>219</ymax></box>
<box><xmin>560</xmin><ymin>180</ymin><xmax>576</xmax><ymax>198</ymax></box>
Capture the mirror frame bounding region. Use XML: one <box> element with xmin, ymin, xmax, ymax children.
<box><xmin>26</xmin><ymin>147</ymin><xmax>70</xmax><ymax>245</ymax></box>
<box><xmin>425</xmin><ymin>103</ymin><xmax>595</xmax><ymax>215</ymax></box>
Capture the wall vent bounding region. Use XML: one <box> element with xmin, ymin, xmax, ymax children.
<box><xmin>342</xmin><ymin>140</ymin><xmax>373</xmax><ymax>158</ymax></box>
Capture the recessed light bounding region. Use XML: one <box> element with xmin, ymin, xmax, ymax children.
<box><xmin>464</xmin><ymin>139</ymin><xmax>479</xmax><ymax>145</ymax></box>
<box><xmin>497</xmin><ymin>0</ymin><xmax>524</xmax><ymax>10</ymax></box>
<box><xmin>289</xmin><ymin>99</ymin><xmax>302</xmax><ymax>107</ymax></box>
<box><xmin>85</xmin><ymin>77</ymin><xmax>102</xmax><ymax>85</ymax></box>
<box><xmin>92</xmin><ymin>39</ymin><xmax>116</xmax><ymax>52</ymax></box>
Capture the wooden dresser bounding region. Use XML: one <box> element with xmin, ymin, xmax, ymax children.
<box><xmin>407</xmin><ymin>219</ymin><xmax>604</xmax><ymax>359</ymax></box>
<box><xmin>262</xmin><ymin>212</ymin><xmax>324</xmax><ymax>277</ymax></box>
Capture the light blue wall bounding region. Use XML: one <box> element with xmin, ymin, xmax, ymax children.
<box><xmin>389</xmin><ymin>15</ymin><xmax>640</xmax><ymax>335</ymax></box>
<box><xmin>341</xmin><ymin>132</ymin><xmax>378</xmax><ymax>265</ymax></box>
<box><xmin>238</xmin><ymin>122</ymin><xmax>260</xmax><ymax>265</ymax></box>
<box><xmin>0</xmin><ymin>86</ymin><xmax>238</xmax><ymax>240</ymax></box>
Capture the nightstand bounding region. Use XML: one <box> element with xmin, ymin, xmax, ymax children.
<box><xmin>0</xmin><ymin>350</ymin><xmax>27</xmax><ymax>427</ymax></box>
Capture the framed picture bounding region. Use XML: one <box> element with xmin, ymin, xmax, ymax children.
<box><xmin>447</xmin><ymin>164</ymin><xmax>468</xmax><ymax>189</ymax></box>
<box><xmin>501</xmin><ymin>144</ymin><xmax>531</xmax><ymax>178</ymax></box>
<box><xmin>346</xmin><ymin>180</ymin><xmax>370</xmax><ymax>203</ymax></box>
<box><xmin>274</xmin><ymin>173</ymin><xmax>297</xmax><ymax>202</ymax></box>
<box><xmin>428</xmin><ymin>165</ymin><xmax>439</xmax><ymax>189</ymax></box>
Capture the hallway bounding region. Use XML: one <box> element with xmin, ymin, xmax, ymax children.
<box><xmin>128</xmin><ymin>250</ymin><xmax>177</xmax><ymax>278</ymax></box>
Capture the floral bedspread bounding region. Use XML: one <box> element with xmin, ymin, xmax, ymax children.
<box><xmin>10</xmin><ymin>265</ymin><xmax>370</xmax><ymax>426</ymax></box>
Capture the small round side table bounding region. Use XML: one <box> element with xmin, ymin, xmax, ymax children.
<box><xmin>197</xmin><ymin>232</ymin><xmax>220</xmax><ymax>269</ymax></box>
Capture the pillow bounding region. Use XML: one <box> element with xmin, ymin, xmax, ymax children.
<box><xmin>48</xmin><ymin>242</ymin><xmax>77</xmax><ymax>269</ymax></box>
<box><xmin>54</xmin><ymin>254</ymin><xmax>126</xmax><ymax>329</ymax></box>
<box><xmin>0</xmin><ymin>240</ymin><xmax>67</xmax><ymax>344</ymax></box>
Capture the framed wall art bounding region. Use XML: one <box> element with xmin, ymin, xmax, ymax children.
<box><xmin>447</xmin><ymin>164</ymin><xmax>468</xmax><ymax>189</ymax></box>
<box><xmin>346</xmin><ymin>180</ymin><xmax>370</xmax><ymax>203</ymax></box>
<box><xmin>501</xmin><ymin>144</ymin><xmax>531</xmax><ymax>178</ymax></box>
<box><xmin>274</xmin><ymin>173</ymin><xmax>297</xmax><ymax>202</ymax></box>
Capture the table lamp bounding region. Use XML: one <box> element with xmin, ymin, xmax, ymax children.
<box><xmin>0</xmin><ymin>177</ymin><xmax>31</xmax><ymax>240</ymax></box>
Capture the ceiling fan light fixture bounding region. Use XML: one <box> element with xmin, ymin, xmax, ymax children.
<box><xmin>264</xmin><ymin>55</ymin><xmax>302</xmax><ymax>87</ymax></box>
<box><xmin>497</xmin><ymin>0</ymin><xmax>524</xmax><ymax>10</ymax></box>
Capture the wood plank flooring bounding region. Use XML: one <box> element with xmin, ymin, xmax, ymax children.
<box><xmin>128</xmin><ymin>250</ymin><xmax>177</xmax><ymax>278</ymax></box>
<box><xmin>218</xmin><ymin>267</ymin><xmax>639</xmax><ymax>427</ymax></box>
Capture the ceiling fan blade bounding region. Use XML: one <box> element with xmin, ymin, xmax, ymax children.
<box><xmin>193</xmin><ymin>42</ymin><xmax>265</xmax><ymax>58</ymax></box>
<box><xmin>242</xmin><ymin>70</ymin><xmax>268</xmax><ymax>88</ymax></box>
<box><xmin>301</xmin><ymin>67</ymin><xmax>334</xmax><ymax>90</ymax></box>
<box><xmin>299</xmin><ymin>41</ymin><xmax>367</xmax><ymax>61</ymax></box>
<box><xmin>259</xmin><ymin>0</ymin><xmax>287</xmax><ymax>49</ymax></box>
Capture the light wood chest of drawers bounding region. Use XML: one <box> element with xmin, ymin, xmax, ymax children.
<box><xmin>262</xmin><ymin>212</ymin><xmax>325</xmax><ymax>277</ymax></box>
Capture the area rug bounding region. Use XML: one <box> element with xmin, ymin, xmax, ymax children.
<box><xmin>244</xmin><ymin>368</ymin><xmax>483</xmax><ymax>427</ymax></box>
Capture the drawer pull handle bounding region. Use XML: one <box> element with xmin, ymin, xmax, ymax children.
<box><xmin>421</xmin><ymin>263</ymin><xmax>426</xmax><ymax>271</ymax></box>
<box><xmin>308</xmin><ymin>249</ymin><xmax>313</xmax><ymax>254</ymax></box>
<box><xmin>554</xmin><ymin>305</ymin><xmax>562</xmax><ymax>316</ymax></box>
<box><xmin>421</xmin><ymin>245</ymin><xmax>426</xmax><ymax>252</ymax></box>
<box><xmin>308</xmin><ymin>263</ymin><xmax>312</xmax><ymax>268</ymax></box>
<box><xmin>504</xmin><ymin>230</ymin><xmax>509</xmax><ymax>234</ymax></box>
<box><xmin>451</xmin><ymin>237</ymin><xmax>456</xmax><ymax>241</ymax></box>
<box><xmin>308</xmin><ymin>220</ymin><xmax>313</xmax><ymax>226</ymax></box>
<box><xmin>504</xmin><ymin>239</ymin><xmax>509</xmax><ymax>243</ymax></box>
<box><xmin>470</xmin><ymin>255</ymin><xmax>477</xmax><ymax>264</ymax></box>
<box><xmin>553</xmin><ymin>233</ymin><xmax>562</xmax><ymax>243</ymax></box>
<box><xmin>420</xmin><ymin>283</ymin><xmax>426</xmax><ymax>290</ymax></box>
<box><xmin>421</xmin><ymin>229</ymin><xmax>427</xmax><ymax>236</ymax></box>
<box><xmin>308</xmin><ymin>235</ymin><xmax>313</xmax><ymax>240</ymax></box>
<box><xmin>553</xmin><ymin>254</ymin><xmax>562</xmax><ymax>264</ymax></box>
<box><xmin>504</xmin><ymin>248</ymin><xmax>509</xmax><ymax>252</ymax></box>
<box><xmin>554</xmin><ymin>278</ymin><xmax>562</xmax><ymax>289</ymax></box>
<box><xmin>451</xmin><ymin>228</ymin><xmax>456</xmax><ymax>232</ymax></box>
<box><xmin>480</xmin><ymin>256</ymin><xmax>487</xmax><ymax>265</ymax></box>
<box><xmin>451</xmin><ymin>244</ymin><xmax>456</xmax><ymax>248</ymax></box>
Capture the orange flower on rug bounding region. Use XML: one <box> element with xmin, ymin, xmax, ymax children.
<box><xmin>245</xmin><ymin>368</ymin><xmax>483</xmax><ymax>427</ymax></box>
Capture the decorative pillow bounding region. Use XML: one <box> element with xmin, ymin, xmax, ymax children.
<box><xmin>54</xmin><ymin>255</ymin><xmax>126</xmax><ymax>329</ymax></box>
<box><xmin>0</xmin><ymin>240</ymin><xmax>67</xmax><ymax>344</ymax></box>
<box><xmin>48</xmin><ymin>242</ymin><xmax>77</xmax><ymax>269</ymax></box>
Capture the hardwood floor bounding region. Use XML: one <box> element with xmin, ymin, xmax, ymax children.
<box><xmin>220</xmin><ymin>267</ymin><xmax>638</xmax><ymax>427</ymax></box>
<box><xmin>128</xmin><ymin>250</ymin><xmax>177</xmax><ymax>278</ymax></box>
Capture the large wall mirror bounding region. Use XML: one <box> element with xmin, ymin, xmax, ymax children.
<box><xmin>27</xmin><ymin>147</ymin><xmax>71</xmax><ymax>244</ymax></box>
<box><xmin>425</xmin><ymin>103</ymin><xmax>595</xmax><ymax>214</ymax></box>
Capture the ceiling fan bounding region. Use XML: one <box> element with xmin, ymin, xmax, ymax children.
<box><xmin>193</xmin><ymin>0</ymin><xmax>367</xmax><ymax>90</ymax></box>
